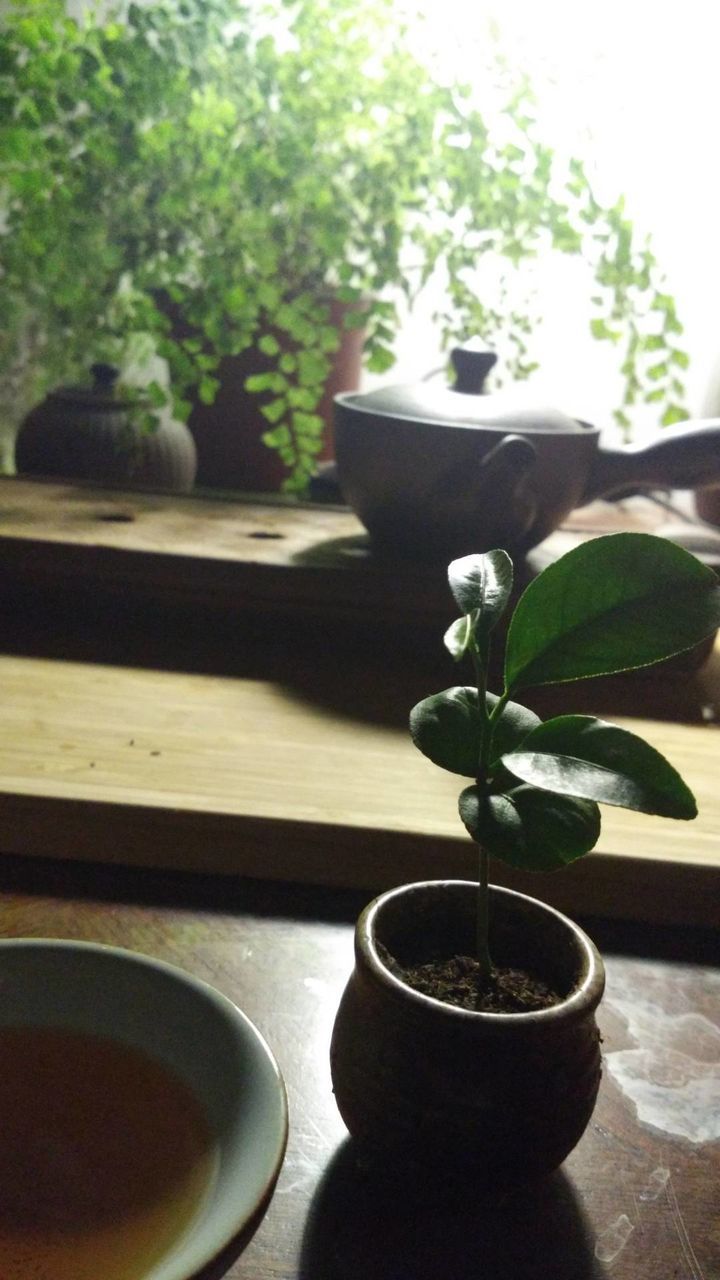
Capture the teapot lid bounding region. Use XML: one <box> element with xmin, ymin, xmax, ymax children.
<box><xmin>348</xmin><ymin>340</ymin><xmax>585</xmax><ymax>434</ymax></box>
<box><xmin>50</xmin><ymin>363</ymin><xmax>135</xmax><ymax>410</ymax></box>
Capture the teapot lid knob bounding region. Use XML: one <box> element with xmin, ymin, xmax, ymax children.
<box><xmin>451</xmin><ymin>340</ymin><xmax>498</xmax><ymax>395</ymax></box>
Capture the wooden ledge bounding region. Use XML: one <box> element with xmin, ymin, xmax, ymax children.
<box><xmin>1</xmin><ymin>475</ymin><xmax>719</xmax><ymax>628</ymax></box>
<box><xmin>0</xmin><ymin>653</ymin><xmax>718</xmax><ymax>928</ymax></box>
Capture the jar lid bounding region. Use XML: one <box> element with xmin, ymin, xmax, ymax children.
<box><xmin>50</xmin><ymin>363</ymin><xmax>136</xmax><ymax>410</ymax></box>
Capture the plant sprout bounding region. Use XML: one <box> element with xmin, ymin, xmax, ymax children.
<box><xmin>410</xmin><ymin>533</ymin><xmax>720</xmax><ymax>985</ymax></box>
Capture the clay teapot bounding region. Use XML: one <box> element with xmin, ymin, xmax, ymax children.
<box><xmin>333</xmin><ymin>341</ymin><xmax>720</xmax><ymax>557</ymax></box>
<box><xmin>15</xmin><ymin>363</ymin><xmax>197</xmax><ymax>493</ymax></box>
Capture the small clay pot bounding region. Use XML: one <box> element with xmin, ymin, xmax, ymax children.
<box><xmin>330</xmin><ymin>881</ymin><xmax>605</xmax><ymax>1194</ymax></box>
<box><xmin>15</xmin><ymin>364</ymin><xmax>197</xmax><ymax>493</ymax></box>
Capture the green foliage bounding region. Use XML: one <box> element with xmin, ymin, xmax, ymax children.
<box><xmin>458</xmin><ymin>784</ymin><xmax>601</xmax><ymax>872</ymax></box>
<box><xmin>1</xmin><ymin>0</ymin><xmax>690</xmax><ymax>490</ymax></box>
<box><xmin>502</xmin><ymin>716</ymin><xmax>697</xmax><ymax>819</ymax></box>
<box><xmin>410</xmin><ymin>533</ymin><xmax>720</xmax><ymax>976</ymax></box>
<box><xmin>504</xmin><ymin>535</ymin><xmax>720</xmax><ymax>691</ymax></box>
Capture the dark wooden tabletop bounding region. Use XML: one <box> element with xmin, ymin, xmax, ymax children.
<box><xmin>1</xmin><ymin>479</ymin><xmax>718</xmax><ymax>1277</ymax></box>
<box><xmin>0</xmin><ymin>854</ymin><xmax>717</xmax><ymax>1280</ymax></box>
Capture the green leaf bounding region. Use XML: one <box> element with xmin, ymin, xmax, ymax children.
<box><xmin>366</xmin><ymin>346</ymin><xmax>396</xmax><ymax>374</ymax></box>
<box><xmin>145</xmin><ymin>380</ymin><xmax>168</xmax><ymax>409</ymax></box>
<box><xmin>245</xmin><ymin>373</ymin><xmax>275</xmax><ymax>394</ymax></box>
<box><xmin>409</xmin><ymin>687</ymin><xmax>482</xmax><ymax>778</ymax></box>
<box><xmin>502</xmin><ymin>715</ymin><xmax>697</xmax><ymax>818</ymax></box>
<box><xmin>409</xmin><ymin>690</ymin><xmax>538</xmax><ymax>778</ymax></box>
<box><xmin>291</xmin><ymin>411</ymin><xmax>323</xmax><ymax>438</ymax></box>
<box><xmin>458</xmin><ymin>785</ymin><xmax>601</xmax><ymax>870</ymax></box>
<box><xmin>447</xmin><ymin>550</ymin><xmax>513</xmax><ymax>635</ymax></box>
<box><xmin>443</xmin><ymin>615</ymin><xmax>474</xmax><ymax>662</ymax></box>
<box><xmin>256</xmin><ymin>282</ymin><xmax>282</xmax><ymax>312</ymax></box>
<box><xmin>198</xmin><ymin>375</ymin><xmax>219</xmax><ymax>405</ymax></box>
<box><xmin>261</xmin><ymin>398</ymin><xmax>287</xmax><ymax>425</ymax></box>
<box><xmin>504</xmin><ymin>533</ymin><xmax>720</xmax><ymax>691</ymax></box>
<box><xmin>261</xmin><ymin>425</ymin><xmax>292</xmax><ymax>448</ymax></box>
<box><xmin>286</xmin><ymin>386</ymin><xmax>318</xmax><ymax>411</ymax></box>
<box><xmin>258</xmin><ymin>333</ymin><xmax>281</xmax><ymax>357</ymax></box>
<box><xmin>224</xmin><ymin>286</ymin><xmax>248</xmax><ymax>314</ymax></box>
<box><xmin>344</xmin><ymin>309</ymin><xmax>369</xmax><ymax>330</ymax></box>
<box><xmin>297</xmin><ymin>350</ymin><xmax>328</xmax><ymax>386</ymax></box>
<box><xmin>590</xmin><ymin>317</ymin><xmax>621</xmax><ymax>342</ymax></box>
<box><xmin>662</xmin><ymin>405</ymin><xmax>688</xmax><ymax>427</ymax></box>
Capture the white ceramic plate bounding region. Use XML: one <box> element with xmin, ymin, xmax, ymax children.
<box><xmin>0</xmin><ymin>938</ymin><xmax>288</xmax><ymax>1279</ymax></box>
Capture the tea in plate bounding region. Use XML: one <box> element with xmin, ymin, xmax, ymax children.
<box><xmin>0</xmin><ymin>940</ymin><xmax>288</xmax><ymax>1280</ymax></box>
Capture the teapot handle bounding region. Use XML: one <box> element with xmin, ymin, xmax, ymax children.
<box><xmin>479</xmin><ymin>432</ymin><xmax>537</xmax><ymax>481</ymax></box>
<box><xmin>583</xmin><ymin>419</ymin><xmax>720</xmax><ymax>503</ymax></box>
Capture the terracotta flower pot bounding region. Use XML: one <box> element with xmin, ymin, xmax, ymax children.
<box><xmin>330</xmin><ymin>881</ymin><xmax>605</xmax><ymax>1194</ymax></box>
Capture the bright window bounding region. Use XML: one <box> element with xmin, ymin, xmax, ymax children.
<box><xmin>378</xmin><ymin>1</ymin><xmax>718</xmax><ymax>434</ymax></box>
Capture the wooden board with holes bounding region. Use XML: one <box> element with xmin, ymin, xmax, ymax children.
<box><xmin>0</xmin><ymin>476</ymin><xmax>448</xmax><ymax>625</ymax></box>
<box><xmin>2</xmin><ymin>476</ymin><xmax>720</xmax><ymax>630</ymax></box>
<box><xmin>1</xmin><ymin>653</ymin><xmax>718</xmax><ymax>928</ymax></box>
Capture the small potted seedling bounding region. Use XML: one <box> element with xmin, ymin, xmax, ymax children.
<box><xmin>330</xmin><ymin>532</ymin><xmax>720</xmax><ymax>1192</ymax></box>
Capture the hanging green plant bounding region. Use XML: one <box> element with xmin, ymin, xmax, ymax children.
<box><xmin>1</xmin><ymin>0</ymin><xmax>690</xmax><ymax>492</ymax></box>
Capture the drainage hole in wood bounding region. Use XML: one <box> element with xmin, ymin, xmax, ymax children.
<box><xmin>96</xmin><ymin>511</ymin><xmax>136</xmax><ymax>523</ymax></box>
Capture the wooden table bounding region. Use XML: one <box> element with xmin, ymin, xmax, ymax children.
<box><xmin>0</xmin><ymin>854</ymin><xmax>716</xmax><ymax>1280</ymax></box>
<box><xmin>0</xmin><ymin>477</ymin><xmax>718</xmax><ymax>1277</ymax></box>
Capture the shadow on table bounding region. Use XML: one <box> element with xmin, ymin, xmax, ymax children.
<box><xmin>2</xmin><ymin>539</ymin><xmax>712</xmax><ymax>731</ymax></box>
<box><xmin>299</xmin><ymin>1139</ymin><xmax>604</xmax><ymax>1280</ymax></box>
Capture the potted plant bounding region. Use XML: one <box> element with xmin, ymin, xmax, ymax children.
<box><xmin>2</xmin><ymin>0</ymin><xmax>689</xmax><ymax>492</ymax></box>
<box><xmin>330</xmin><ymin>532</ymin><xmax>719</xmax><ymax>1193</ymax></box>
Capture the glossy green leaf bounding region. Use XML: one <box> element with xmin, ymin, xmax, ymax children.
<box><xmin>458</xmin><ymin>784</ymin><xmax>601</xmax><ymax>870</ymax></box>
<box><xmin>410</xmin><ymin>690</ymin><xmax>539</xmax><ymax>778</ymax></box>
<box><xmin>409</xmin><ymin>687</ymin><xmax>482</xmax><ymax>778</ymax></box>
<box><xmin>443</xmin><ymin>615</ymin><xmax>474</xmax><ymax>662</ymax></box>
<box><xmin>505</xmin><ymin>534</ymin><xmax>720</xmax><ymax>691</ymax></box>
<box><xmin>502</xmin><ymin>714</ymin><xmax>697</xmax><ymax>818</ymax></box>
<box><xmin>447</xmin><ymin>550</ymin><xmax>513</xmax><ymax>632</ymax></box>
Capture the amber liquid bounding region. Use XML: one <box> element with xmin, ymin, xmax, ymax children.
<box><xmin>0</xmin><ymin>1026</ymin><xmax>217</xmax><ymax>1280</ymax></box>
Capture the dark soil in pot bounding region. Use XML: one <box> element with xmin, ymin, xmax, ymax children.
<box><xmin>377</xmin><ymin>942</ymin><xmax>562</xmax><ymax>1013</ymax></box>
